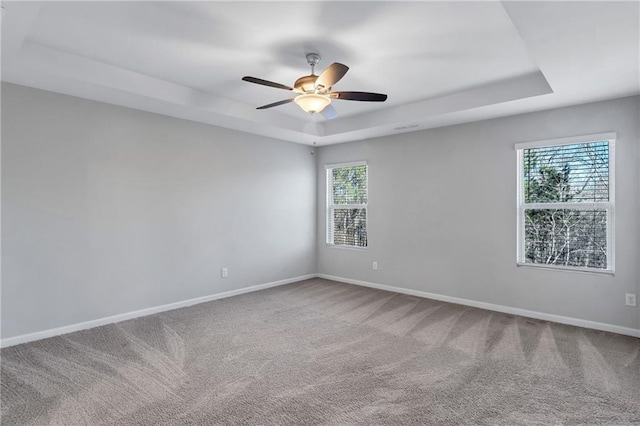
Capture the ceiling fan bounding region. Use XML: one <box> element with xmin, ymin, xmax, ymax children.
<box><xmin>242</xmin><ymin>53</ymin><xmax>387</xmax><ymax>119</ymax></box>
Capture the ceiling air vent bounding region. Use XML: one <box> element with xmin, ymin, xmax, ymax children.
<box><xmin>393</xmin><ymin>124</ymin><xmax>420</xmax><ymax>131</ymax></box>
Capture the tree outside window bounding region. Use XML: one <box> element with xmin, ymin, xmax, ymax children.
<box><xmin>326</xmin><ymin>163</ymin><xmax>368</xmax><ymax>248</ymax></box>
<box><xmin>517</xmin><ymin>136</ymin><xmax>614</xmax><ymax>272</ymax></box>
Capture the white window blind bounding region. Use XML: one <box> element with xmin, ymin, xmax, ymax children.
<box><xmin>326</xmin><ymin>162</ymin><xmax>368</xmax><ymax>248</ymax></box>
<box><xmin>516</xmin><ymin>134</ymin><xmax>615</xmax><ymax>273</ymax></box>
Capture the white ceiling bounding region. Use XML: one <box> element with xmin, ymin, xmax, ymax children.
<box><xmin>2</xmin><ymin>1</ymin><xmax>638</xmax><ymax>146</ymax></box>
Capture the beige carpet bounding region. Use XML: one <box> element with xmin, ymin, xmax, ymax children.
<box><xmin>2</xmin><ymin>278</ymin><xmax>639</xmax><ymax>425</ymax></box>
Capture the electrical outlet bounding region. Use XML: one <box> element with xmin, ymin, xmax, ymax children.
<box><xmin>221</xmin><ymin>267</ymin><xmax>228</xmax><ymax>278</ymax></box>
<box><xmin>625</xmin><ymin>293</ymin><xmax>636</xmax><ymax>307</ymax></box>
<box><xmin>372</xmin><ymin>261</ymin><xmax>378</xmax><ymax>270</ymax></box>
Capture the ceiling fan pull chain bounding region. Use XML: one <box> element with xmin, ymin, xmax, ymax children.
<box><xmin>313</xmin><ymin>112</ymin><xmax>318</xmax><ymax>137</ymax></box>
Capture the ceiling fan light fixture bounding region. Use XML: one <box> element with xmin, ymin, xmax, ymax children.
<box><xmin>294</xmin><ymin>93</ymin><xmax>331</xmax><ymax>113</ymax></box>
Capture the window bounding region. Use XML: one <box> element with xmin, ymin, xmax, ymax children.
<box><xmin>516</xmin><ymin>133</ymin><xmax>615</xmax><ymax>273</ymax></box>
<box><xmin>326</xmin><ymin>162</ymin><xmax>368</xmax><ymax>248</ymax></box>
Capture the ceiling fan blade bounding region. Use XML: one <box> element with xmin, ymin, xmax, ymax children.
<box><xmin>320</xmin><ymin>104</ymin><xmax>338</xmax><ymax>120</ymax></box>
<box><xmin>256</xmin><ymin>98</ymin><xmax>294</xmax><ymax>109</ymax></box>
<box><xmin>315</xmin><ymin>63</ymin><xmax>349</xmax><ymax>89</ymax></box>
<box><xmin>242</xmin><ymin>76</ymin><xmax>293</xmax><ymax>91</ymax></box>
<box><xmin>330</xmin><ymin>91</ymin><xmax>387</xmax><ymax>102</ymax></box>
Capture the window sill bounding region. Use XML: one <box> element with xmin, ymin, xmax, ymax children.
<box><xmin>516</xmin><ymin>262</ymin><xmax>614</xmax><ymax>276</ymax></box>
<box><xmin>326</xmin><ymin>244</ymin><xmax>367</xmax><ymax>251</ymax></box>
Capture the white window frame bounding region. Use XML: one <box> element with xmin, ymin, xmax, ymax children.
<box><xmin>515</xmin><ymin>132</ymin><xmax>615</xmax><ymax>274</ymax></box>
<box><xmin>326</xmin><ymin>161</ymin><xmax>368</xmax><ymax>249</ymax></box>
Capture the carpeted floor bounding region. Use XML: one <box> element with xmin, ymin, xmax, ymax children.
<box><xmin>1</xmin><ymin>278</ymin><xmax>639</xmax><ymax>425</ymax></box>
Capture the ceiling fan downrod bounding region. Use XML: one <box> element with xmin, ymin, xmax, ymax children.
<box><xmin>306</xmin><ymin>53</ymin><xmax>321</xmax><ymax>75</ymax></box>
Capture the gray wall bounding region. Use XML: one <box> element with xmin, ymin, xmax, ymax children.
<box><xmin>637</xmin><ymin>97</ymin><xmax>640</xmax><ymax>331</ymax></box>
<box><xmin>1</xmin><ymin>83</ymin><xmax>316</xmax><ymax>339</ymax></box>
<box><xmin>2</xmin><ymin>82</ymin><xmax>638</xmax><ymax>339</ymax></box>
<box><xmin>317</xmin><ymin>96</ymin><xmax>640</xmax><ymax>330</ymax></box>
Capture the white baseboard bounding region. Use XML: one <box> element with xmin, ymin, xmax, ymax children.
<box><xmin>317</xmin><ymin>274</ymin><xmax>640</xmax><ymax>338</ymax></box>
<box><xmin>3</xmin><ymin>273</ymin><xmax>637</xmax><ymax>348</ymax></box>
<box><xmin>0</xmin><ymin>274</ymin><xmax>316</xmax><ymax>348</ymax></box>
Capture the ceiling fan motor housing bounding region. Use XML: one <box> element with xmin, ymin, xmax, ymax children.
<box><xmin>294</xmin><ymin>75</ymin><xmax>320</xmax><ymax>93</ymax></box>
<box><xmin>294</xmin><ymin>53</ymin><xmax>326</xmax><ymax>93</ymax></box>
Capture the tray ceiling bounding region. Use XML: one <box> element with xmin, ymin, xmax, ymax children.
<box><xmin>2</xmin><ymin>1</ymin><xmax>638</xmax><ymax>145</ymax></box>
